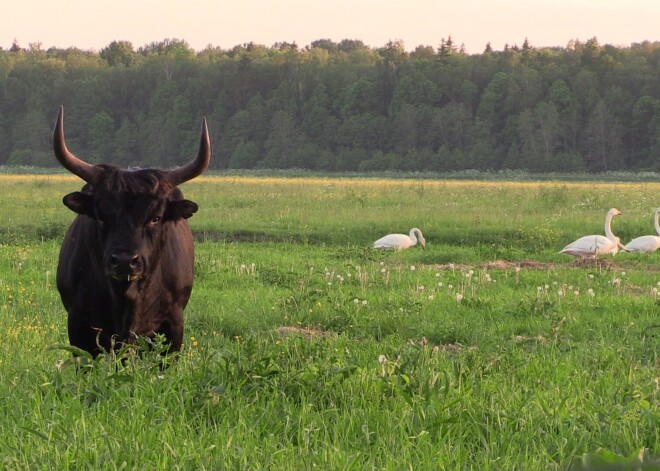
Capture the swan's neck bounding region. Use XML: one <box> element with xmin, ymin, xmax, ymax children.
<box><xmin>655</xmin><ymin>211</ymin><xmax>660</xmax><ymax>236</ymax></box>
<box><xmin>408</xmin><ymin>229</ymin><xmax>418</xmax><ymax>244</ymax></box>
<box><xmin>604</xmin><ymin>212</ymin><xmax>616</xmax><ymax>240</ymax></box>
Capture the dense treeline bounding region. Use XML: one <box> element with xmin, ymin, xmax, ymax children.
<box><xmin>1</xmin><ymin>37</ymin><xmax>659</xmax><ymax>172</ymax></box>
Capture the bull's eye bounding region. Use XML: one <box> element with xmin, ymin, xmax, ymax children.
<box><xmin>148</xmin><ymin>216</ymin><xmax>161</xmax><ymax>226</ymax></box>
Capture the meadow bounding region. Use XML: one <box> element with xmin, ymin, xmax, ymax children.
<box><xmin>0</xmin><ymin>174</ymin><xmax>659</xmax><ymax>470</ymax></box>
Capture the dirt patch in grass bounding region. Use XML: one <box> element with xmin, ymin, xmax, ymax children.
<box><xmin>430</xmin><ymin>258</ymin><xmax>640</xmax><ymax>271</ymax></box>
<box><xmin>432</xmin><ymin>259</ymin><xmax>558</xmax><ymax>271</ymax></box>
<box><xmin>410</xmin><ymin>337</ymin><xmax>479</xmax><ymax>353</ymax></box>
<box><xmin>570</xmin><ymin>258</ymin><xmax>620</xmax><ymax>269</ymax></box>
<box><xmin>275</xmin><ymin>326</ymin><xmax>336</xmax><ymax>340</ymax></box>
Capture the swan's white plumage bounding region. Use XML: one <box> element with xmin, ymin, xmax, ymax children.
<box><xmin>560</xmin><ymin>208</ymin><xmax>625</xmax><ymax>258</ymax></box>
<box><xmin>373</xmin><ymin>228</ymin><xmax>426</xmax><ymax>250</ymax></box>
<box><xmin>625</xmin><ymin>208</ymin><xmax>660</xmax><ymax>253</ymax></box>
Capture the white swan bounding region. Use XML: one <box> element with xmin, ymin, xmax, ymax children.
<box><xmin>625</xmin><ymin>207</ymin><xmax>660</xmax><ymax>253</ymax></box>
<box><xmin>560</xmin><ymin>208</ymin><xmax>626</xmax><ymax>258</ymax></box>
<box><xmin>373</xmin><ymin>228</ymin><xmax>426</xmax><ymax>250</ymax></box>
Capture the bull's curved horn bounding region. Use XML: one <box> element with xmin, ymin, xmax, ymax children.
<box><xmin>53</xmin><ymin>106</ymin><xmax>98</xmax><ymax>183</ymax></box>
<box><xmin>166</xmin><ymin>118</ymin><xmax>211</xmax><ymax>186</ymax></box>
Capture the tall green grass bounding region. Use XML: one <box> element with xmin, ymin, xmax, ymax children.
<box><xmin>0</xmin><ymin>175</ymin><xmax>659</xmax><ymax>469</ymax></box>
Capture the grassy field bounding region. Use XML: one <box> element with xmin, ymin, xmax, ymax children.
<box><xmin>0</xmin><ymin>174</ymin><xmax>659</xmax><ymax>469</ymax></box>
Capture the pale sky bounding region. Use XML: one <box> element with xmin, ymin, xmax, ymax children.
<box><xmin>3</xmin><ymin>0</ymin><xmax>658</xmax><ymax>54</ymax></box>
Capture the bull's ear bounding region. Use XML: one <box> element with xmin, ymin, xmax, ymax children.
<box><xmin>166</xmin><ymin>199</ymin><xmax>199</xmax><ymax>220</ymax></box>
<box><xmin>63</xmin><ymin>192</ymin><xmax>94</xmax><ymax>216</ymax></box>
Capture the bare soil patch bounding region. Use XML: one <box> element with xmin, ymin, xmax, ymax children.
<box><xmin>275</xmin><ymin>326</ymin><xmax>336</xmax><ymax>340</ymax></box>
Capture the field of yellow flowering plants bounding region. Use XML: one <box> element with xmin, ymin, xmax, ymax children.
<box><xmin>1</xmin><ymin>174</ymin><xmax>659</xmax><ymax>469</ymax></box>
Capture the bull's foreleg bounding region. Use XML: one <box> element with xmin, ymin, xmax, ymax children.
<box><xmin>67</xmin><ymin>312</ymin><xmax>114</xmax><ymax>358</ymax></box>
<box><xmin>157</xmin><ymin>311</ymin><xmax>184</xmax><ymax>354</ymax></box>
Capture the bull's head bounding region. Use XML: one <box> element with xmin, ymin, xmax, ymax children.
<box><xmin>53</xmin><ymin>106</ymin><xmax>211</xmax><ymax>283</ymax></box>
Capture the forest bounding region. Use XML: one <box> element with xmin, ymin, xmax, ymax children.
<box><xmin>0</xmin><ymin>37</ymin><xmax>659</xmax><ymax>172</ymax></box>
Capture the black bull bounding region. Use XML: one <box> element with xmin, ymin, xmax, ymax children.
<box><xmin>53</xmin><ymin>107</ymin><xmax>211</xmax><ymax>356</ymax></box>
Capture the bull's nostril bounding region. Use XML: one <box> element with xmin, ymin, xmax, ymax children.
<box><xmin>110</xmin><ymin>253</ymin><xmax>140</xmax><ymax>273</ymax></box>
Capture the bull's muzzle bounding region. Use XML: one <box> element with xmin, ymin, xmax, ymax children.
<box><xmin>109</xmin><ymin>252</ymin><xmax>144</xmax><ymax>282</ymax></box>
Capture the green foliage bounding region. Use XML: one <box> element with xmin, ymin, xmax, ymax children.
<box><xmin>2</xmin><ymin>39</ymin><xmax>660</xmax><ymax>171</ymax></box>
<box><xmin>569</xmin><ymin>448</ymin><xmax>660</xmax><ymax>470</ymax></box>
